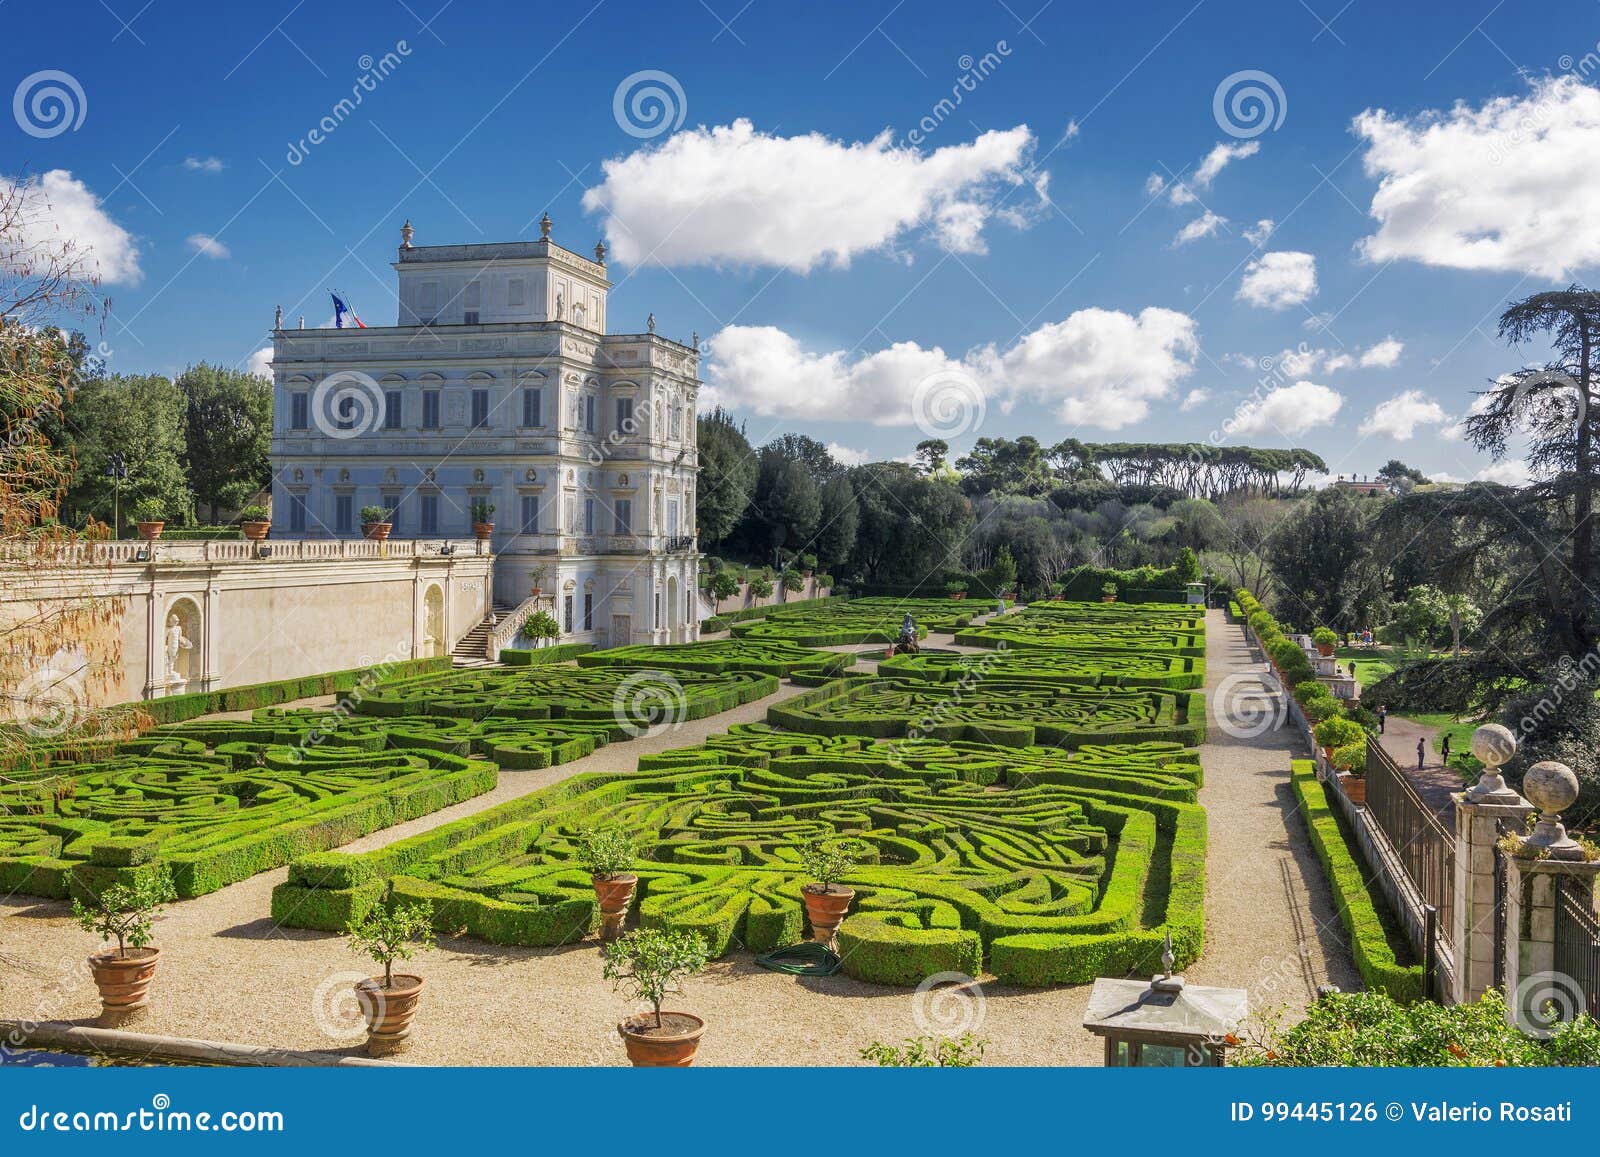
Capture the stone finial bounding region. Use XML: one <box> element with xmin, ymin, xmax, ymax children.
<box><xmin>298</xmin><ymin>315</ymin><xmax>305</xmax><ymax>329</ymax></box>
<box><xmin>647</xmin><ymin>313</ymin><xmax>656</xmax><ymax>334</ymax></box>
<box><xmin>1466</xmin><ymin>723</ymin><xmax>1522</xmax><ymax>802</ymax></box>
<box><xmin>692</xmin><ymin>331</ymin><xmax>699</xmax><ymax>350</ymax></box>
<box><xmin>1523</xmin><ymin>760</ymin><xmax>1585</xmax><ymax>859</ymax></box>
<box><xmin>274</xmin><ymin>304</ymin><xmax>283</xmax><ymax>330</ymax></box>
<box><xmin>539</xmin><ymin>212</ymin><xmax>552</xmax><ymax>240</ymax></box>
<box><xmin>594</xmin><ymin>239</ymin><xmax>606</xmax><ymax>264</ymax></box>
<box><xmin>1152</xmin><ymin>928</ymin><xmax>1184</xmax><ymax>992</ymax></box>
<box><xmin>400</xmin><ymin>219</ymin><xmax>414</xmax><ymax>248</ymax></box>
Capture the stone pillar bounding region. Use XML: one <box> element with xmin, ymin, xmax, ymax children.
<box><xmin>1504</xmin><ymin>857</ymin><xmax>1600</xmax><ymax>1032</ymax></box>
<box><xmin>1452</xmin><ymin>724</ymin><xmax>1534</xmax><ymax>1005</ymax></box>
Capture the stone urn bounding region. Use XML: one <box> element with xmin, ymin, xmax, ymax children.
<box><xmin>591</xmin><ymin>873</ymin><xmax>637</xmax><ymax>942</ymax></box>
<box><xmin>87</xmin><ymin>946</ymin><xmax>161</xmax><ymax>1024</ymax></box>
<box><xmin>617</xmin><ymin>1012</ymin><xmax>705</xmax><ymax>1066</ymax></box>
<box><xmin>357</xmin><ymin>974</ymin><xmax>425</xmax><ymax>1055</ymax></box>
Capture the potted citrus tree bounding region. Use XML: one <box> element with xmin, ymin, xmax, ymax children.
<box><xmin>360</xmin><ymin>504</ymin><xmax>392</xmax><ymax>541</ymax></box>
<box><xmin>604</xmin><ymin>928</ymin><xmax>709</xmax><ymax>1066</ymax></box>
<box><xmin>573</xmin><ymin>826</ymin><xmax>639</xmax><ymax>942</ymax></box>
<box><xmin>1332</xmin><ymin>742</ymin><xmax>1368</xmax><ymax>802</ymax></box>
<box><xmin>346</xmin><ymin>895</ymin><xmax>435</xmax><ymax>1055</ymax></box>
<box><xmin>1101</xmin><ymin>581</ymin><xmax>1118</xmax><ymax>604</ymax></box>
<box><xmin>522</xmin><ymin>608</ymin><xmax>560</xmax><ymax>647</ymax></box>
<box><xmin>470</xmin><ymin>499</ymin><xmax>495</xmax><ymax>541</ymax></box>
<box><xmin>1312</xmin><ymin>627</ymin><xmax>1339</xmax><ymax>658</ymax></box>
<box><xmin>73</xmin><ymin>868</ymin><xmax>176</xmax><ymax>1023</ymax></box>
<box><xmin>529</xmin><ymin>563</ymin><xmax>550</xmax><ymax>598</ymax></box>
<box><xmin>798</xmin><ymin>835</ymin><xmax>857</xmax><ymax>945</ymax></box>
<box><xmin>945</xmin><ymin>578</ymin><xmax>968</xmax><ymax>601</ymax></box>
<box><xmin>132</xmin><ymin>498</ymin><xmax>166</xmax><ymax>541</ymax></box>
<box><xmin>238</xmin><ymin>503</ymin><xmax>271</xmax><ymax>541</ymax></box>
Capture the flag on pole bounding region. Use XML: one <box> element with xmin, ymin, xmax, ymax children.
<box><xmin>331</xmin><ymin>291</ymin><xmax>366</xmax><ymax>329</ymax></box>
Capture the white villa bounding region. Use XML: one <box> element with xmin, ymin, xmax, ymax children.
<box><xmin>268</xmin><ymin>217</ymin><xmax>702</xmax><ymax>648</ymax></box>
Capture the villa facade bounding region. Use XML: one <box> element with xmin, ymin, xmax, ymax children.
<box><xmin>268</xmin><ymin>219</ymin><xmax>702</xmax><ymax>647</ymax></box>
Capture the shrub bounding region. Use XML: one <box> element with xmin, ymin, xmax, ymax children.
<box><xmin>781</xmin><ymin>568</ymin><xmax>804</xmax><ymax>592</ymax></box>
<box><xmin>1294</xmin><ymin>680</ymin><xmax>1334</xmax><ymax>704</ymax></box>
<box><xmin>748</xmin><ymin>576</ymin><xmax>775</xmax><ymax>598</ymax></box>
<box><xmin>797</xmin><ymin>835</ymin><xmax>857</xmax><ymax>893</ymax></box>
<box><xmin>1101</xmin><ymin>581</ymin><xmax>1118</xmax><ymax>597</ymax></box>
<box><xmin>1314</xmin><ymin>715</ymin><xmax>1366</xmax><ymax>750</ymax></box>
<box><xmin>72</xmin><ymin>868</ymin><xmax>176</xmax><ymax>957</ymax></box>
<box><xmin>238</xmin><ymin>504</ymin><xmax>270</xmax><ymax>523</ymax></box>
<box><xmin>861</xmin><ymin>1032</ymin><xmax>987</xmax><ymax>1067</ymax></box>
<box><xmin>522</xmin><ymin>610</ymin><xmax>560</xmax><ymax>640</ymax></box>
<box><xmin>469</xmin><ymin>500</ymin><xmax>495</xmax><ymax>524</ymax></box>
<box><xmin>1332</xmin><ymin>742</ymin><xmax>1366</xmax><ymax>772</ymax></box>
<box><xmin>132</xmin><ymin>497</ymin><xmax>166</xmax><ymax>523</ymax></box>
<box><xmin>360</xmin><ymin>504</ymin><xmax>390</xmax><ymax>526</ymax></box>
<box><xmin>346</xmin><ymin>894</ymin><xmax>435</xmax><ymax>989</ymax></box>
<box><xmin>707</xmin><ymin>570</ymin><xmax>740</xmax><ymax>607</ymax></box>
<box><xmin>1312</xmin><ymin>627</ymin><xmax>1339</xmax><ymax>647</ymax></box>
<box><xmin>603</xmin><ymin>928</ymin><xmax>708</xmax><ymax>1029</ymax></box>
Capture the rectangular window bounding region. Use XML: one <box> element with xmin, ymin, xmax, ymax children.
<box><xmin>520</xmin><ymin>494</ymin><xmax>538</xmax><ymax>534</ymax></box>
<box><xmin>471</xmin><ymin>388</ymin><xmax>489</xmax><ymax>428</ymax></box>
<box><xmin>654</xmin><ymin>592</ymin><xmax>660</xmax><ymax>630</ymax></box>
<box><xmin>666</xmin><ymin>499</ymin><xmax>680</xmax><ymax>537</ymax></box>
<box><xmin>615</xmin><ymin>397</ymin><xmax>634</xmax><ymax>434</ymax></box>
<box><xmin>335</xmin><ymin>494</ymin><xmax>353</xmax><ymax>534</ymax></box>
<box><xmin>508</xmin><ymin>278</ymin><xmax>526</xmax><ymax>307</ymax></box>
<box><xmin>384</xmin><ymin>390</ymin><xmax>402</xmax><ymax>429</ymax></box>
<box><xmin>381</xmin><ymin>493</ymin><xmax>400</xmax><ymax>533</ymax></box>
<box><xmin>418</xmin><ymin>280</ymin><xmax>439</xmax><ymax>310</ymax></box>
<box><xmin>584</xmin><ymin>395</ymin><xmax>596</xmax><ymax>433</ymax></box>
<box><xmin>563</xmin><ymin>595</ymin><xmax>574</xmax><ymax>634</ymax></box>
<box><xmin>290</xmin><ymin>393</ymin><xmax>309</xmax><ymax>430</ymax></box>
<box><xmin>420</xmin><ymin>494</ymin><xmax>439</xmax><ymax>535</ymax></box>
<box><xmin>613</xmin><ymin>499</ymin><xmax>631</xmax><ymax>536</ymax></box>
<box><xmin>583</xmin><ymin>591</ymin><xmax>593</xmax><ymax>631</ymax></box>
<box><xmin>463</xmin><ymin>310</ymin><xmax>479</xmax><ymax>326</ymax></box>
<box><xmin>670</xmin><ymin>404</ymin><xmax>682</xmax><ymax>439</ymax></box>
<box><xmin>583</xmin><ymin>498</ymin><xmax>595</xmax><ymax>535</ymax></box>
<box><xmin>521</xmin><ymin>387</ymin><xmax>542</xmax><ymax>427</ymax></box>
<box><xmin>422</xmin><ymin>389</ymin><xmax>441</xmax><ymax>429</ymax></box>
<box><xmin>289</xmin><ymin>494</ymin><xmax>307</xmax><ymax>533</ymax></box>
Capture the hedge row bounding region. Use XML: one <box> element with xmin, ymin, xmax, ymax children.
<box><xmin>1290</xmin><ymin>760</ymin><xmax>1422</xmax><ymax>1001</ymax></box>
<box><xmin>498</xmin><ymin>643</ymin><xmax>594</xmax><ymax>666</ymax></box>
<box><xmin>729</xmin><ymin>596</ymin><xmax>976</xmax><ymax>647</ymax></box>
<box><xmin>139</xmin><ymin>656</ymin><xmax>453</xmax><ymax>725</ymax></box>
<box><xmin>577</xmin><ymin>640</ymin><xmax>854</xmax><ymax>679</ymax></box>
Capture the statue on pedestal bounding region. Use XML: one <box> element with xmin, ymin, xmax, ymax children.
<box><xmin>894</xmin><ymin>612</ymin><xmax>920</xmax><ymax>655</ymax></box>
<box><xmin>164</xmin><ymin>613</ymin><xmax>193</xmax><ymax>684</ymax></box>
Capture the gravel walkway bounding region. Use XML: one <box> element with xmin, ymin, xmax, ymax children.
<box><xmin>1196</xmin><ymin>608</ymin><xmax>1361</xmax><ymax>1016</ymax></box>
<box><xmin>0</xmin><ymin>612</ymin><xmax>1353</xmax><ymax>1065</ymax></box>
<box><xmin>1377</xmin><ymin>715</ymin><xmax>1460</xmax><ymax>816</ymax></box>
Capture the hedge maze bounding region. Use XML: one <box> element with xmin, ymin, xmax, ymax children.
<box><xmin>274</xmin><ymin>599</ymin><xmax>1211</xmax><ymax>988</ymax></box>
<box><xmin>729</xmin><ymin>596</ymin><xmax>978</xmax><ymax>646</ymax></box>
<box><xmin>954</xmin><ymin>601</ymin><xmax>1205</xmax><ymax>657</ymax></box>
<box><xmin>0</xmin><ymin>664</ymin><xmax>774</xmax><ymax>902</ymax></box>
<box><xmin>577</xmin><ymin>640</ymin><xmax>855</xmax><ymax>680</ymax></box>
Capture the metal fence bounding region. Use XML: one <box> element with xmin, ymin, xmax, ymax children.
<box><xmin>1555</xmin><ymin>876</ymin><xmax>1600</xmax><ymax>1020</ymax></box>
<box><xmin>1366</xmin><ymin>738</ymin><xmax>1456</xmax><ymax>991</ymax></box>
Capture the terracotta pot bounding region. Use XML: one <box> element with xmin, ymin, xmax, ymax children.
<box><xmin>87</xmin><ymin>946</ymin><xmax>160</xmax><ymax>1020</ymax></box>
<box><xmin>592</xmin><ymin>873</ymin><xmax>637</xmax><ymax>942</ymax></box>
<box><xmin>802</xmin><ymin>884</ymin><xmax>855</xmax><ymax>944</ymax></box>
<box><xmin>1101</xmin><ymin>595</ymin><xmax>1117</xmax><ymax>603</ymax></box>
<box><xmin>136</xmin><ymin>521</ymin><xmax>165</xmax><ymax>541</ymax></box>
<box><xmin>357</xmin><ymin>973</ymin><xmax>424</xmax><ymax>1055</ymax></box>
<box><xmin>1339</xmin><ymin>773</ymin><xmax>1367</xmax><ymax>805</ymax></box>
<box><xmin>363</xmin><ymin>522</ymin><xmax>392</xmax><ymax>541</ymax></box>
<box><xmin>240</xmin><ymin>520</ymin><xmax>270</xmax><ymax>541</ymax></box>
<box><xmin>618</xmin><ymin>1011</ymin><xmax>705</xmax><ymax>1067</ymax></box>
<box><xmin>1316</xmin><ymin>643</ymin><xmax>1335</xmax><ymax>657</ymax></box>
<box><xmin>948</xmin><ymin>592</ymin><xmax>966</xmax><ymax>600</ymax></box>
<box><xmin>473</xmin><ymin>522</ymin><xmax>494</xmax><ymax>541</ymax></box>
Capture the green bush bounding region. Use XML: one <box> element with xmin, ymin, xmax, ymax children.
<box><xmin>1314</xmin><ymin>715</ymin><xmax>1365</xmax><ymax>750</ymax></box>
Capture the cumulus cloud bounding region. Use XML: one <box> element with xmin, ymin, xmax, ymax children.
<box><xmin>183</xmin><ymin>156</ymin><xmax>224</xmax><ymax>173</ymax></box>
<box><xmin>1</xmin><ymin>170</ymin><xmax>140</xmax><ymax>284</ymax></box>
<box><xmin>1360</xmin><ymin>337</ymin><xmax>1405</xmax><ymax>367</ymax></box>
<box><xmin>1358</xmin><ymin>390</ymin><xmax>1449</xmax><ymax>440</ymax></box>
<box><xmin>186</xmin><ymin>233</ymin><xmax>230</xmax><ymax>259</ymax></box>
<box><xmin>825</xmin><ymin>442</ymin><xmax>873</xmax><ymax>467</ymax></box>
<box><xmin>1180</xmin><ymin>387</ymin><xmax>1211</xmax><ymax>411</ymax></box>
<box><xmin>1355</xmin><ymin>77</ymin><xmax>1600</xmax><ymax>279</ymax></box>
<box><xmin>1263</xmin><ymin>338</ymin><xmax>1404</xmax><ymax>377</ymax></box>
<box><xmin>246</xmin><ymin>346</ymin><xmax>272</xmax><ymax>378</ymax></box>
<box><xmin>1150</xmin><ymin>140</ymin><xmax>1259</xmax><ymax>206</ymax></box>
<box><xmin>704</xmin><ymin>306</ymin><xmax>1200</xmax><ymax>431</ymax></box>
<box><xmin>1237</xmin><ymin>251</ymin><xmax>1317</xmax><ymax>309</ymax></box>
<box><xmin>583</xmin><ymin>119</ymin><xmax>1043</xmax><ymax>270</ymax></box>
<box><xmin>1243</xmin><ymin>218</ymin><xmax>1275</xmax><ymax>246</ymax></box>
<box><xmin>1173</xmin><ymin>210</ymin><xmax>1226</xmax><ymax>246</ymax></box>
<box><xmin>1476</xmin><ymin>459</ymin><xmax>1532</xmax><ymax>485</ymax></box>
<box><xmin>1226</xmin><ymin>381</ymin><xmax>1343</xmax><ymax>438</ymax></box>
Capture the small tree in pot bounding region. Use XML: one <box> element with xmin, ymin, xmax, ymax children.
<box><xmin>1312</xmin><ymin>627</ymin><xmax>1339</xmax><ymax>657</ymax></box>
<box><xmin>470</xmin><ymin>500</ymin><xmax>495</xmax><ymax>541</ymax></box>
<box><xmin>132</xmin><ymin>497</ymin><xmax>167</xmax><ymax>541</ymax></box>
<box><xmin>603</xmin><ymin>928</ymin><xmax>709</xmax><ymax>1066</ymax></box>
<box><xmin>573</xmin><ymin>826</ymin><xmax>639</xmax><ymax>942</ymax></box>
<box><xmin>345</xmin><ymin>895</ymin><xmax>435</xmax><ymax>1055</ymax></box>
<box><xmin>522</xmin><ymin>609</ymin><xmax>560</xmax><ymax>648</ymax></box>
<box><xmin>238</xmin><ymin>503</ymin><xmax>271</xmax><ymax>541</ymax></box>
<box><xmin>707</xmin><ymin>569</ymin><xmax>740</xmax><ymax>614</ymax></box>
<box><xmin>73</xmin><ymin>868</ymin><xmax>176</xmax><ymax>1024</ymax></box>
<box><xmin>1101</xmin><ymin>581</ymin><xmax>1118</xmax><ymax>604</ymax></box>
<box><xmin>798</xmin><ymin>835</ymin><xmax>858</xmax><ymax>945</ymax></box>
<box><xmin>360</xmin><ymin>504</ymin><xmax>392</xmax><ymax>541</ymax></box>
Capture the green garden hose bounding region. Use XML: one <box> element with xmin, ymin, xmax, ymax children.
<box><xmin>754</xmin><ymin>941</ymin><xmax>842</xmax><ymax>976</ymax></box>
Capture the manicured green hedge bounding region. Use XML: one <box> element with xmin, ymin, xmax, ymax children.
<box><xmin>498</xmin><ymin>642</ymin><xmax>594</xmax><ymax>665</ymax></box>
<box><xmin>139</xmin><ymin>657</ymin><xmax>452</xmax><ymax>725</ymax></box>
<box><xmin>1290</xmin><ymin>759</ymin><xmax>1422</xmax><ymax>1001</ymax></box>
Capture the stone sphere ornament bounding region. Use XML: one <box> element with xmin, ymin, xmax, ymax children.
<box><xmin>1471</xmin><ymin>723</ymin><xmax>1517</xmax><ymax>767</ymax></box>
<box><xmin>1524</xmin><ymin>760</ymin><xmax>1580</xmax><ymax>815</ymax></box>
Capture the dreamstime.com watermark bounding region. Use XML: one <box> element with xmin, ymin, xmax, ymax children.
<box><xmin>286</xmin><ymin>41</ymin><xmax>413</xmax><ymax>165</ymax></box>
<box><xmin>280</xmin><ymin>643</ymin><xmax>409</xmax><ymax>763</ymax></box>
<box><xmin>911</xmin><ymin>367</ymin><xmax>986</xmax><ymax>440</ymax></box>
<box><xmin>1213</xmin><ymin>69</ymin><xmax>1286</xmax><ymax>140</ymax></box>
<box><xmin>611</xmin><ymin>669</ymin><xmax>686</xmax><ymax>739</ymax></box>
<box><xmin>613</xmin><ymin>70</ymin><xmax>686</xmax><ymax>139</ymax></box>
<box><xmin>911</xmin><ymin>970</ymin><xmax>987</xmax><ymax>1036</ymax></box>
<box><xmin>902</xmin><ymin>43</ymin><xmax>1012</xmax><ymax>148</ymax></box>
<box><xmin>16</xmin><ymin>1095</ymin><xmax>283</xmax><ymax>1134</ymax></box>
<box><xmin>13</xmin><ymin>69</ymin><xmax>86</xmax><ymax>138</ymax></box>
<box><xmin>1511</xmin><ymin>648</ymin><xmax>1600</xmax><ymax>738</ymax></box>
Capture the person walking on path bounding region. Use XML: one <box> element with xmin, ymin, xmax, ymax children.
<box><xmin>1441</xmin><ymin>734</ymin><xmax>1451</xmax><ymax>767</ymax></box>
<box><xmin>1417</xmin><ymin>736</ymin><xmax>1426</xmax><ymax>770</ymax></box>
<box><xmin>1376</xmin><ymin>704</ymin><xmax>1387</xmax><ymax>734</ymax></box>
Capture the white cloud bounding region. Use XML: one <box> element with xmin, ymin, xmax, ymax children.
<box><xmin>1442</xmin><ymin>391</ymin><xmax>1496</xmax><ymax>440</ymax></box>
<box><xmin>1237</xmin><ymin>251</ymin><xmax>1317</xmax><ymax>309</ymax></box>
<box><xmin>1355</xmin><ymin>77</ymin><xmax>1600</xmax><ymax>279</ymax></box>
<box><xmin>1</xmin><ymin>170</ymin><xmax>140</xmax><ymax>284</ymax></box>
<box><xmin>583</xmin><ymin>119</ymin><xmax>1043</xmax><ymax>270</ymax></box>
<box><xmin>186</xmin><ymin>233</ymin><xmax>230</xmax><ymax>259</ymax></box>
<box><xmin>1151</xmin><ymin>140</ymin><xmax>1259</xmax><ymax>206</ymax></box>
<box><xmin>1226</xmin><ymin>381</ymin><xmax>1344</xmax><ymax>438</ymax></box>
<box><xmin>246</xmin><ymin>346</ymin><xmax>272</xmax><ymax>378</ymax></box>
<box><xmin>1180</xmin><ymin>387</ymin><xmax>1211</xmax><ymax>411</ymax></box>
<box><xmin>1359</xmin><ymin>337</ymin><xmax>1404</xmax><ymax>368</ymax></box>
<box><xmin>1302</xmin><ymin>311</ymin><xmax>1335</xmax><ymax>333</ymax></box>
<box><xmin>1243</xmin><ymin>218</ymin><xmax>1275</xmax><ymax>246</ymax></box>
<box><xmin>704</xmin><ymin>306</ymin><xmax>1200</xmax><ymax>431</ymax></box>
<box><xmin>825</xmin><ymin>442</ymin><xmax>873</xmax><ymax>467</ymax></box>
<box><xmin>1358</xmin><ymin>390</ymin><xmax>1448</xmax><ymax>440</ymax></box>
<box><xmin>1476</xmin><ymin>459</ymin><xmax>1532</xmax><ymax>485</ymax></box>
<box><xmin>1173</xmin><ymin>210</ymin><xmax>1226</xmax><ymax>246</ymax></box>
<box><xmin>183</xmin><ymin>156</ymin><xmax>224</xmax><ymax>173</ymax></box>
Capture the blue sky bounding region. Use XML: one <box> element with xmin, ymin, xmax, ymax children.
<box><xmin>7</xmin><ymin>0</ymin><xmax>1599</xmax><ymax>483</ymax></box>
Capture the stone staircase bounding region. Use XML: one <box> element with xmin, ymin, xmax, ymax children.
<box><xmin>451</xmin><ymin>602</ymin><xmax>517</xmax><ymax>668</ymax></box>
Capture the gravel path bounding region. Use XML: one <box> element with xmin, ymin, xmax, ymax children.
<box><xmin>1377</xmin><ymin>715</ymin><xmax>1460</xmax><ymax>816</ymax></box>
<box><xmin>1196</xmin><ymin>609</ymin><xmax>1361</xmax><ymax>1015</ymax></box>
<box><xmin>0</xmin><ymin>612</ymin><xmax>1354</xmax><ymax>1065</ymax></box>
